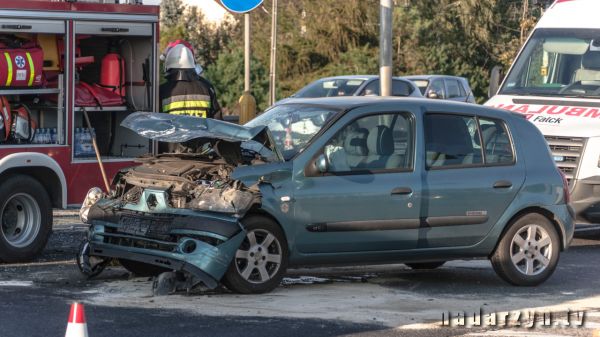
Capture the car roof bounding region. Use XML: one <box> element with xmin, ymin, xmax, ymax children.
<box><xmin>276</xmin><ymin>96</ymin><xmax>516</xmax><ymax>119</ymax></box>
<box><xmin>404</xmin><ymin>74</ymin><xmax>468</xmax><ymax>82</ymax></box>
<box><xmin>316</xmin><ymin>75</ymin><xmax>413</xmax><ymax>82</ymax></box>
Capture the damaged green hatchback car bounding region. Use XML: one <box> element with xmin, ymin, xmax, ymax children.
<box><xmin>79</xmin><ymin>97</ymin><xmax>574</xmax><ymax>293</ymax></box>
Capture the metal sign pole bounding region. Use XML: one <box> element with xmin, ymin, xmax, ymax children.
<box><xmin>380</xmin><ymin>0</ymin><xmax>393</xmax><ymax>97</ymax></box>
<box><xmin>239</xmin><ymin>13</ymin><xmax>257</xmax><ymax>124</ymax></box>
<box><xmin>244</xmin><ymin>13</ymin><xmax>251</xmax><ymax>92</ymax></box>
<box><xmin>268</xmin><ymin>0</ymin><xmax>278</xmax><ymax>106</ymax></box>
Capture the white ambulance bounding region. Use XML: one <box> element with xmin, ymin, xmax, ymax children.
<box><xmin>487</xmin><ymin>0</ymin><xmax>600</xmax><ymax>228</ymax></box>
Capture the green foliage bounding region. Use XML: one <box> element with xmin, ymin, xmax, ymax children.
<box><xmin>160</xmin><ymin>0</ymin><xmax>184</xmax><ymax>29</ymax></box>
<box><xmin>159</xmin><ymin>0</ymin><xmax>540</xmax><ymax>109</ymax></box>
<box><xmin>204</xmin><ymin>47</ymin><xmax>270</xmax><ymax>114</ymax></box>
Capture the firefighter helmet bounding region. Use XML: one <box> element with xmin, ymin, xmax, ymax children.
<box><xmin>164</xmin><ymin>44</ymin><xmax>195</xmax><ymax>71</ymax></box>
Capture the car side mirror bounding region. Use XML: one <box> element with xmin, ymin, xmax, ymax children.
<box><xmin>427</xmin><ymin>90</ymin><xmax>441</xmax><ymax>99</ymax></box>
<box><xmin>316</xmin><ymin>154</ymin><xmax>328</xmax><ymax>173</ymax></box>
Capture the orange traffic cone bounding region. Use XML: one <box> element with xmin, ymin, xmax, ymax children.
<box><xmin>65</xmin><ymin>303</ymin><xmax>89</xmax><ymax>337</ymax></box>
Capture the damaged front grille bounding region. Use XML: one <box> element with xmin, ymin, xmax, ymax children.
<box><xmin>102</xmin><ymin>232</ymin><xmax>177</xmax><ymax>253</ymax></box>
<box><xmin>116</xmin><ymin>215</ymin><xmax>174</xmax><ymax>241</ymax></box>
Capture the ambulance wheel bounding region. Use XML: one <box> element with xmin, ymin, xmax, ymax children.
<box><xmin>223</xmin><ymin>215</ymin><xmax>288</xmax><ymax>294</ymax></box>
<box><xmin>119</xmin><ymin>259</ymin><xmax>170</xmax><ymax>277</ymax></box>
<box><xmin>0</xmin><ymin>175</ymin><xmax>52</xmax><ymax>263</ymax></box>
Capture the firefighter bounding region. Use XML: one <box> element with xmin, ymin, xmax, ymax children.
<box><xmin>195</xmin><ymin>64</ymin><xmax>222</xmax><ymax>120</ymax></box>
<box><xmin>160</xmin><ymin>43</ymin><xmax>222</xmax><ymax>120</ymax></box>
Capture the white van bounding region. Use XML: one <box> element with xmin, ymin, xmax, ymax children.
<box><xmin>486</xmin><ymin>0</ymin><xmax>600</xmax><ymax>228</ymax></box>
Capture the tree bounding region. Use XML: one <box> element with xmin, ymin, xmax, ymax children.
<box><xmin>160</xmin><ymin>0</ymin><xmax>185</xmax><ymax>29</ymax></box>
<box><xmin>205</xmin><ymin>47</ymin><xmax>270</xmax><ymax>114</ymax></box>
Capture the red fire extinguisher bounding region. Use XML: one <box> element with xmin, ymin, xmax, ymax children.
<box><xmin>100</xmin><ymin>42</ymin><xmax>126</xmax><ymax>97</ymax></box>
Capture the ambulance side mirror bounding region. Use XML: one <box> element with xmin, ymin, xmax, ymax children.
<box><xmin>488</xmin><ymin>65</ymin><xmax>503</xmax><ymax>99</ymax></box>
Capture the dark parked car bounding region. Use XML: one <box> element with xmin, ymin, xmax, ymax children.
<box><xmin>405</xmin><ymin>75</ymin><xmax>476</xmax><ymax>103</ymax></box>
<box><xmin>79</xmin><ymin>97</ymin><xmax>573</xmax><ymax>294</ymax></box>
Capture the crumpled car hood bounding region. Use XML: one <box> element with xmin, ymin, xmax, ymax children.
<box><xmin>121</xmin><ymin>112</ymin><xmax>283</xmax><ymax>161</ymax></box>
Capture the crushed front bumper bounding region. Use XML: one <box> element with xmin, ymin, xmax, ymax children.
<box><xmin>84</xmin><ymin>188</ymin><xmax>246</xmax><ymax>288</ymax></box>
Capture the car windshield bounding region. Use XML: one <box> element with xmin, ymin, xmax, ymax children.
<box><xmin>411</xmin><ymin>79</ymin><xmax>429</xmax><ymax>95</ymax></box>
<box><xmin>500</xmin><ymin>28</ymin><xmax>600</xmax><ymax>98</ymax></box>
<box><xmin>245</xmin><ymin>104</ymin><xmax>339</xmax><ymax>160</ymax></box>
<box><xmin>293</xmin><ymin>78</ymin><xmax>366</xmax><ymax>98</ymax></box>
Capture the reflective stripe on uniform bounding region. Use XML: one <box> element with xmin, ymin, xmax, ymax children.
<box><xmin>25</xmin><ymin>52</ymin><xmax>35</xmax><ymax>86</ymax></box>
<box><xmin>4</xmin><ymin>53</ymin><xmax>12</xmax><ymax>86</ymax></box>
<box><xmin>168</xmin><ymin>110</ymin><xmax>207</xmax><ymax>118</ymax></box>
<box><xmin>162</xmin><ymin>94</ymin><xmax>211</xmax><ymax>107</ymax></box>
<box><xmin>163</xmin><ymin>100</ymin><xmax>210</xmax><ymax>112</ymax></box>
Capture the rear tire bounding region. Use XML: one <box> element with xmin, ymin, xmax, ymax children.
<box><xmin>119</xmin><ymin>259</ymin><xmax>169</xmax><ymax>277</ymax></box>
<box><xmin>491</xmin><ymin>213</ymin><xmax>560</xmax><ymax>286</ymax></box>
<box><xmin>0</xmin><ymin>175</ymin><xmax>52</xmax><ymax>263</ymax></box>
<box><xmin>223</xmin><ymin>215</ymin><xmax>288</xmax><ymax>294</ymax></box>
<box><xmin>406</xmin><ymin>261</ymin><xmax>445</xmax><ymax>270</ymax></box>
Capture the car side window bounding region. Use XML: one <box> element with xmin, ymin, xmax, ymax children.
<box><xmin>361</xmin><ymin>80</ymin><xmax>380</xmax><ymax>96</ymax></box>
<box><xmin>392</xmin><ymin>80</ymin><xmax>413</xmax><ymax>96</ymax></box>
<box><xmin>425</xmin><ymin>114</ymin><xmax>483</xmax><ymax>168</ymax></box>
<box><xmin>324</xmin><ymin>113</ymin><xmax>414</xmax><ymax>173</ymax></box>
<box><xmin>458</xmin><ymin>80</ymin><xmax>467</xmax><ymax>97</ymax></box>
<box><xmin>479</xmin><ymin>118</ymin><xmax>514</xmax><ymax>164</ymax></box>
<box><xmin>445</xmin><ymin>79</ymin><xmax>462</xmax><ymax>98</ymax></box>
<box><xmin>429</xmin><ymin>79</ymin><xmax>445</xmax><ymax>98</ymax></box>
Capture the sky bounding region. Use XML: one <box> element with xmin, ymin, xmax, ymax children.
<box><xmin>144</xmin><ymin>0</ymin><xmax>228</xmax><ymax>23</ymax></box>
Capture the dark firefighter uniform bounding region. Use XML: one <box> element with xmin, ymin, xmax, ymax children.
<box><xmin>159</xmin><ymin>69</ymin><xmax>223</xmax><ymax>120</ymax></box>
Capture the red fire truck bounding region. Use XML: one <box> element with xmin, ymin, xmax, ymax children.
<box><xmin>0</xmin><ymin>1</ymin><xmax>159</xmax><ymax>262</ymax></box>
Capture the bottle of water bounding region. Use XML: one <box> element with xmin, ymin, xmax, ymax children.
<box><xmin>50</xmin><ymin>128</ymin><xmax>57</xmax><ymax>144</ymax></box>
<box><xmin>32</xmin><ymin>129</ymin><xmax>39</xmax><ymax>144</ymax></box>
<box><xmin>41</xmin><ymin>129</ymin><xmax>48</xmax><ymax>144</ymax></box>
<box><xmin>74</xmin><ymin>128</ymin><xmax>81</xmax><ymax>157</ymax></box>
<box><xmin>82</xmin><ymin>128</ymin><xmax>93</xmax><ymax>157</ymax></box>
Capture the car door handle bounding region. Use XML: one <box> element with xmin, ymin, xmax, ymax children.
<box><xmin>493</xmin><ymin>180</ymin><xmax>512</xmax><ymax>189</ymax></box>
<box><xmin>391</xmin><ymin>187</ymin><xmax>413</xmax><ymax>195</ymax></box>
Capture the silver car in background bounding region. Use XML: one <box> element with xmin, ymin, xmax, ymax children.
<box><xmin>404</xmin><ymin>75</ymin><xmax>476</xmax><ymax>103</ymax></box>
<box><xmin>281</xmin><ymin>75</ymin><xmax>423</xmax><ymax>102</ymax></box>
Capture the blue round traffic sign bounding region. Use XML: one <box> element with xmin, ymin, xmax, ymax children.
<box><xmin>220</xmin><ymin>0</ymin><xmax>264</xmax><ymax>14</ymax></box>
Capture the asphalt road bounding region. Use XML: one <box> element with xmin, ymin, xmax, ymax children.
<box><xmin>0</xmin><ymin>210</ymin><xmax>599</xmax><ymax>337</ymax></box>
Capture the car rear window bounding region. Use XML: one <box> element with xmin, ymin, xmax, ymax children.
<box><xmin>478</xmin><ymin>118</ymin><xmax>514</xmax><ymax>165</ymax></box>
<box><xmin>425</xmin><ymin>114</ymin><xmax>515</xmax><ymax>169</ymax></box>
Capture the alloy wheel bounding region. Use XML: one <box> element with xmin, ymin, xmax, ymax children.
<box><xmin>234</xmin><ymin>229</ymin><xmax>283</xmax><ymax>284</ymax></box>
<box><xmin>510</xmin><ymin>224</ymin><xmax>553</xmax><ymax>276</ymax></box>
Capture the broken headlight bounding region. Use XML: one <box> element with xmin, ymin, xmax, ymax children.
<box><xmin>79</xmin><ymin>187</ymin><xmax>104</xmax><ymax>224</ymax></box>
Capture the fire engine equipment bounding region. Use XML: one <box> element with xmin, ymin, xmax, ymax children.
<box><xmin>37</xmin><ymin>34</ymin><xmax>59</xmax><ymax>71</ymax></box>
<box><xmin>0</xmin><ymin>96</ymin><xmax>11</xmax><ymax>142</ymax></box>
<box><xmin>81</xmin><ymin>108</ymin><xmax>110</xmax><ymax>193</ymax></box>
<box><xmin>0</xmin><ymin>39</ymin><xmax>44</xmax><ymax>87</ymax></box>
<box><xmin>11</xmin><ymin>104</ymin><xmax>37</xmax><ymax>142</ymax></box>
<box><xmin>75</xmin><ymin>82</ymin><xmax>124</xmax><ymax>107</ymax></box>
<box><xmin>99</xmin><ymin>42</ymin><xmax>126</xmax><ymax>97</ymax></box>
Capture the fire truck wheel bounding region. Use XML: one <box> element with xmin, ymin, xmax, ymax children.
<box><xmin>0</xmin><ymin>175</ymin><xmax>52</xmax><ymax>263</ymax></box>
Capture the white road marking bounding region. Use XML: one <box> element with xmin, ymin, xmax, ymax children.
<box><xmin>0</xmin><ymin>281</ymin><xmax>33</xmax><ymax>287</ymax></box>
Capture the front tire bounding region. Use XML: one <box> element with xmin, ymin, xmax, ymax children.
<box><xmin>0</xmin><ymin>175</ymin><xmax>52</xmax><ymax>263</ymax></box>
<box><xmin>223</xmin><ymin>215</ymin><xmax>288</xmax><ymax>294</ymax></box>
<box><xmin>491</xmin><ymin>213</ymin><xmax>560</xmax><ymax>286</ymax></box>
